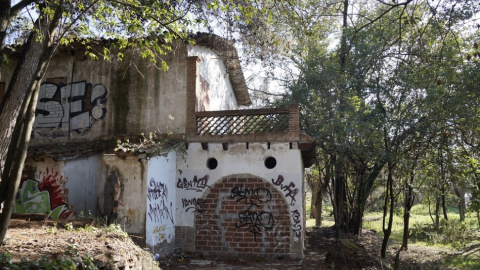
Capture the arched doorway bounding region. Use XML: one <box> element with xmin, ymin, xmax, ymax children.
<box><xmin>194</xmin><ymin>175</ymin><xmax>291</xmax><ymax>257</ymax></box>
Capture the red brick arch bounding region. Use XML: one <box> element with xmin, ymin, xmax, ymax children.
<box><xmin>194</xmin><ymin>176</ymin><xmax>291</xmax><ymax>257</ymax></box>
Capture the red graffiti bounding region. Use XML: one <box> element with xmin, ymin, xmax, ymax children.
<box><xmin>37</xmin><ymin>168</ymin><xmax>75</xmax><ymax>219</ymax></box>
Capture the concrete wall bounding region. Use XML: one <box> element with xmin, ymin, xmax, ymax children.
<box><xmin>19</xmin><ymin>154</ymin><xmax>147</xmax><ymax>235</ymax></box>
<box><xmin>188</xmin><ymin>45</ymin><xmax>238</xmax><ymax>111</ymax></box>
<box><xmin>18</xmin><ymin>158</ymin><xmax>76</xmax><ymax>219</ymax></box>
<box><xmin>63</xmin><ymin>155</ymin><xmax>103</xmax><ymax>215</ymax></box>
<box><xmin>8</xmin><ymin>44</ymin><xmax>190</xmax><ymax>144</ymax></box>
<box><xmin>145</xmin><ymin>152</ymin><xmax>177</xmax><ymax>256</ymax></box>
<box><xmin>101</xmin><ymin>155</ymin><xmax>147</xmax><ymax>235</ymax></box>
<box><xmin>175</xmin><ymin>142</ymin><xmax>304</xmax><ymax>259</ymax></box>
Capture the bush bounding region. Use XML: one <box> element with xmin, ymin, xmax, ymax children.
<box><xmin>410</xmin><ymin>219</ymin><xmax>469</xmax><ymax>247</ymax></box>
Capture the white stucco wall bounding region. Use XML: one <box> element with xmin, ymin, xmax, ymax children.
<box><xmin>175</xmin><ymin>142</ymin><xmax>304</xmax><ymax>243</ymax></box>
<box><xmin>188</xmin><ymin>45</ymin><xmax>238</xmax><ymax>111</ymax></box>
<box><xmin>145</xmin><ymin>152</ymin><xmax>177</xmax><ymax>252</ymax></box>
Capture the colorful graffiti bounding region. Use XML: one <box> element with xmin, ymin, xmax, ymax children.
<box><xmin>15</xmin><ymin>168</ymin><xmax>76</xmax><ymax>219</ymax></box>
<box><xmin>34</xmin><ymin>81</ymin><xmax>107</xmax><ymax>137</ymax></box>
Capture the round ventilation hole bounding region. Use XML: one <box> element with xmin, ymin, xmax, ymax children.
<box><xmin>264</xmin><ymin>156</ymin><xmax>277</xmax><ymax>169</ymax></box>
<box><xmin>207</xmin><ymin>158</ymin><xmax>218</xmax><ymax>170</ymax></box>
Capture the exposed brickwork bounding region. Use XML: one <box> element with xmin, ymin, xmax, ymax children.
<box><xmin>175</xmin><ymin>226</ymin><xmax>195</xmax><ymax>252</ymax></box>
<box><xmin>194</xmin><ymin>177</ymin><xmax>291</xmax><ymax>258</ymax></box>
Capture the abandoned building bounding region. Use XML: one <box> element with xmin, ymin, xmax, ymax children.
<box><xmin>0</xmin><ymin>34</ymin><xmax>315</xmax><ymax>259</ymax></box>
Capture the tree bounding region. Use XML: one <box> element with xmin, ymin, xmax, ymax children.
<box><xmin>0</xmin><ymin>0</ymin><xmax>204</xmax><ymax>244</ymax></box>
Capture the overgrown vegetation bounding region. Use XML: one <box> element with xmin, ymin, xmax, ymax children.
<box><xmin>0</xmin><ymin>221</ymin><xmax>144</xmax><ymax>270</ymax></box>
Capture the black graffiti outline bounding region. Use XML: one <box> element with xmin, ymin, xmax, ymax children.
<box><xmin>35</xmin><ymin>81</ymin><xmax>107</xmax><ymax>135</ymax></box>
<box><xmin>230</xmin><ymin>186</ymin><xmax>272</xmax><ymax>207</ymax></box>
<box><xmin>291</xmin><ymin>209</ymin><xmax>302</xmax><ymax>237</ymax></box>
<box><xmin>230</xmin><ymin>186</ymin><xmax>275</xmax><ymax>241</ymax></box>
<box><xmin>181</xmin><ymin>198</ymin><xmax>206</xmax><ymax>213</ymax></box>
<box><xmin>272</xmin><ymin>175</ymin><xmax>299</xmax><ymax>206</ymax></box>
<box><xmin>148</xmin><ymin>201</ymin><xmax>174</xmax><ymax>224</ymax></box>
<box><xmin>176</xmin><ymin>175</ymin><xmax>210</xmax><ymax>192</ymax></box>
<box><xmin>147</xmin><ymin>178</ymin><xmax>174</xmax><ymax>224</ymax></box>
<box><xmin>147</xmin><ymin>178</ymin><xmax>168</xmax><ymax>201</ymax></box>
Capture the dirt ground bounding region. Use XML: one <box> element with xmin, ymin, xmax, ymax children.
<box><xmin>0</xmin><ymin>218</ymin><xmax>467</xmax><ymax>269</ymax></box>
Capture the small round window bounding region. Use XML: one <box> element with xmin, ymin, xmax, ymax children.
<box><xmin>264</xmin><ymin>156</ymin><xmax>277</xmax><ymax>169</ymax></box>
<box><xmin>207</xmin><ymin>158</ymin><xmax>218</xmax><ymax>170</ymax></box>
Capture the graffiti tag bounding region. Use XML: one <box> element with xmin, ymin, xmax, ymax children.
<box><xmin>291</xmin><ymin>209</ymin><xmax>302</xmax><ymax>237</ymax></box>
<box><xmin>177</xmin><ymin>175</ymin><xmax>210</xmax><ymax>192</ymax></box>
<box><xmin>34</xmin><ymin>81</ymin><xmax>107</xmax><ymax>136</ymax></box>
<box><xmin>181</xmin><ymin>198</ymin><xmax>206</xmax><ymax>213</ymax></box>
<box><xmin>15</xmin><ymin>168</ymin><xmax>76</xmax><ymax>219</ymax></box>
<box><xmin>230</xmin><ymin>186</ymin><xmax>275</xmax><ymax>241</ymax></box>
<box><xmin>272</xmin><ymin>175</ymin><xmax>299</xmax><ymax>206</ymax></box>
<box><xmin>147</xmin><ymin>178</ymin><xmax>173</xmax><ymax>224</ymax></box>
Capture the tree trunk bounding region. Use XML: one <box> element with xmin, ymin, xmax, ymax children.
<box><xmin>333</xmin><ymin>155</ymin><xmax>346</xmax><ymax>237</ymax></box>
<box><xmin>434</xmin><ymin>197</ymin><xmax>440</xmax><ymax>230</ymax></box>
<box><xmin>314</xmin><ymin>187</ymin><xmax>323</xmax><ymax>226</ymax></box>
<box><xmin>0</xmin><ymin>0</ymin><xmax>11</xmax><ymax>70</ymax></box>
<box><xmin>381</xmin><ymin>163</ymin><xmax>395</xmax><ymax>258</ymax></box>
<box><xmin>453</xmin><ymin>186</ymin><xmax>465</xmax><ymax>222</ymax></box>
<box><xmin>441</xmin><ymin>186</ymin><xmax>448</xmax><ymax>221</ymax></box>
<box><xmin>0</xmin><ymin>2</ymin><xmax>63</xmax><ymax>244</ymax></box>
<box><xmin>458</xmin><ymin>190</ymin><xmax>466</xmax><ymax>222</ymax></box>
<box><xmin>0</xmin><ymin>80</ymin><xmax>40</xmax><ymax>243</ymax></box>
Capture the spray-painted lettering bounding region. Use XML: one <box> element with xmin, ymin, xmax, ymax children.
<box><xmin>15</xmin><ymin>168</ymin><xmax>75</xmax><ymax>219</ymax></box>
<box><xmin>291</xmin><ymin>209</ymin><xmax>302</xmax><ymax>237</ymax></box>
<box><xmin>181</xmin><ymin>198</ymin><xmax>206</xmax><ymax>213</ymax></box>
<box><xmin>34</xmin><ymin>81</ymin><xmax>107</xmax><ymax>137</ymax></box>
<box><xmin>148</xmin><ymin>202</ymin><xmax>174</xmax><ymax>224</ymax></box>
<box><xmin>177</xmin><ymin>175</ymin><xmax>210</xmax><ymax>192</ymax></box>
<box><xmin>272</xmin><ymin>175</ymin><xmax>298</xmax><ymax>206</ymax></box>
<box><xmin>147</xmin><ymin>178</ymin><xmax>173</xmax><ymax>224</ymax></box>
<box><xmin>231</xmin><ymin>186</ymin><xmax>275</xmax><ymax>241</ymax></box>
<box><xmin>147</xmin><ymin>178</ymin><xmax>168</xmax><ymax>201</ymax></box>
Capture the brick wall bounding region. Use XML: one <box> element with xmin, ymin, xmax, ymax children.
<box><xmin>194</xmin><ymin>177</ymin><xmax>291</xmax><ymax>258</ymax></box>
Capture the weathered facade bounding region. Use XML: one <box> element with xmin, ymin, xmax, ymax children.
<box><xmin>0</xmin><ymin>34</ymin><xmax>315</xmax><ymax>259</ymax></box>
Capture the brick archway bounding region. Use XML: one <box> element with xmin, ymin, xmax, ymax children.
<box><xmin>194</xmin><ymin>176</ymin><xmax>291</xmax><ymax>257</ymax></box>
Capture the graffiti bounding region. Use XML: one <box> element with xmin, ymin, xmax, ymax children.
<box><xmin>148</xmin><ymin>178</ymin><xmax>168</xmax><ymax>201</ymax></box>
<box><xmin>176</xmin><ymin>175</ymin><xmax>210</xmax><ymax>192</ymax></box>
<box><xmin>147</xmin><ymin>178</ymin><xmax>174</xmax><ymax>224</ymax></box>
<box><xmin>34</xmin><ymin>81</ymin><xmax>107</xmax><ymax>136</ymax></box>
<box><xmin>272</xmin><ymin>175</ymin><xmax>299</xmax><ymax>206</ymax></box>
<box><xmin>291</xmin><ymin>210</ymin><xmax>302</xmax><ymax>237</ymax></box>
<box><xmin>230</xmin><ymin>186</ymin><xmax>275</xmax><ymax>241</ymax></box>
<box><xmin>181</xmin><ymin>198</ymin><xmax>206</xmax><ymax>213</ymax></box>
<box><xmin>148</xmin><ymin>202</ymin><xmax>174</xmax><ymax>224</ymax></box>
<box><xmin>236</xmin><ymin>211</ymin><xmax>275</xmax><ymax>240</ymax></box>
<box><xmin>230</xmin><ymin>186</ymin><xmax>272</xmax><ymax>205</ymax></box>
<box><xmin>14</xmin><ymin>168</ymin><xmax>75</xmax><ymax>219</ymax></box>
<box><xmin>153</xmin><ymin>225</ymin><xmax>168</xmax><ymax>243</ymax></box>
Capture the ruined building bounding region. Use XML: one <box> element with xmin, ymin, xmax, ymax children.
<box><xmin>0</xmin><ymin>34</ymin><xmax>315</xmax><ymax>259</ymax></box>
